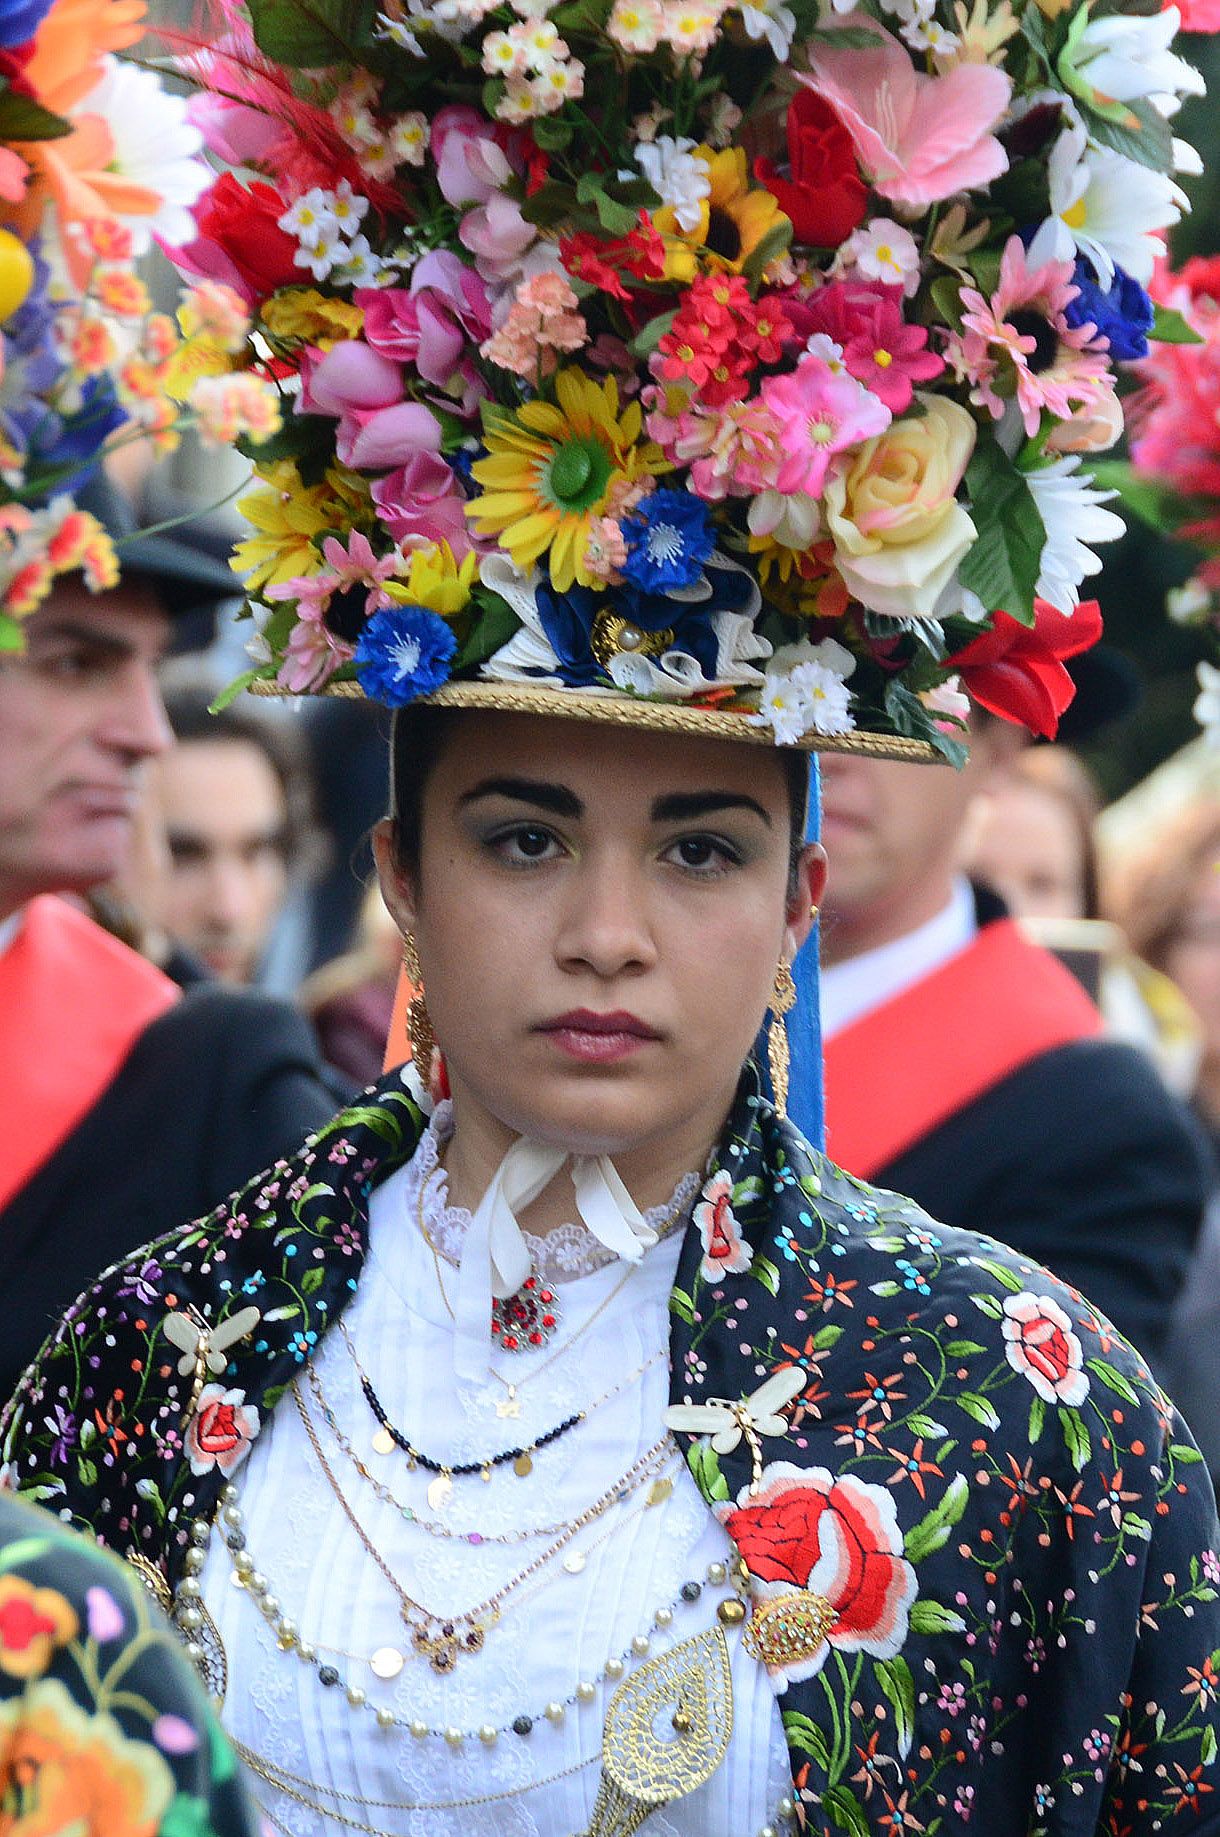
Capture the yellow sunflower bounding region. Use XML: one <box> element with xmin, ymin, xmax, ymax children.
<box><xmin>653</xmin><ymin>146</ymin><xmax>790</xmax><ymax>281</ymax></box>
<box><xmin>467</xmin><ymin>369</ymin><xmax>666</xmax><ymax>591</ymax></box>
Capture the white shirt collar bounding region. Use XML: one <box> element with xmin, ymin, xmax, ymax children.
<box><xmin>820</xmin><ymin>876</ymin><xmax>978</xmax><ymax>1040</ymax></box>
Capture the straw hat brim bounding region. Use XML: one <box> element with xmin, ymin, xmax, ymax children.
<box><xmin>249</xmin><ymin>676</ymin><xmax>943</xmax><ymax>761</ymax></box>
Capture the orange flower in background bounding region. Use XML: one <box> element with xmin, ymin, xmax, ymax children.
<box><xmin>0</xmin><ymin>1577</ymin><xmax>77</xmax><ymax>1681</ymax></box>
<box><xmin>0</xmin><ymin>1676</ymin><xmax>174</xmax><ymax>1837</ymax></box>
<box><xmin>20</xmin><ymin>0</ymin><xmax>146</xmax><ymax>117</ymax></box>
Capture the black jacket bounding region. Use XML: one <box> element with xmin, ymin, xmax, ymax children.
<box><xmin>0</xmin><ymin>984</ymin><xmax>337</xmax><ymax>1396</ymax></box>
<box><xmin>870</xmin><ymin>892</ymin><xmax>1211</xmax><ymax>1373</ymax></box>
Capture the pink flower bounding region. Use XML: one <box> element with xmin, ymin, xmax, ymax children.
<box><xmin>838</xmin><ymin>294</ymin><xmax>945</xmax><ymax>414</ymax></box>
<box><xmin>803</xmin><ymin>15</ymin><xmax>1011</xmax><ymax>209</ymax></box>
<box><xmin>372</xmin><ymin>452</ymin><xmax>473</xmax><ymax>554</ymax></box>
<box><xmin>951</xmin><ymin>235</ymin><xmax>1111</xmax><ymax>438</ymax></box>
<box><xmin>694</xmin><ymin>1171</ymin><xmax>754</xmax><ymax>1282</ymax></box>
<box><xmin>762</xmin><ymin>355</ymin><xmax>892</xmax><ymax>498</ymax></box>
<box><xmin>663</xmin><ymin>399</ymin><xmax>784</xmax><ymax>500</ymax></box>
<box><xmin>0</xmin><ymin>148</ymin><xmax>27</xmax><ymax>205</ymax></box>
<box><xmin>337</xmin><ymin>402</ymin><xmax>445</xmax><ymax>470</ymax></box>
<box><xmin>316</xmin><ymin>530</ymin><xmax>399</xmax><ymax>607</ymax></box>
<box><xmin>188</xmin><ymin>93</ymin><xmax>281</xmax><ymax>168</ymax></box>
<box><xmin>482</xmin><ymin>272</ymin><xmax>587</xmax><ymax>377</ymax></box>
<box><xmin>431</xmin><ymin>105</ymin><xmax>505</xmax><ymax>206</ymax></box>
<box><xmin>276</xmin><ymin>605</ymin><xmax>354</xmax><ymax>693</ymax></box>
<box><xmin>184</xmin><ymin>1384</ymin><xmax>261</xmax><ymax>1477</ymax></box>
<box><xmin>85</xmin><ymin>1587</ymin><xmax>124</xmax><ymax>1643</ymax></box>
<box><xmin>299</xmin><ymin>340</ymin><xmax>404</xmax><ymax>416</ymax></box>
<box><xmin>460</xmin><ymin>191</ymin><xmax>538</xmax><ymax>284</ymax></box>
<box><xmin>1001</xmin><ymin>1293</ymin><xmax>1090</xmax><ymax>1407</ymax></box>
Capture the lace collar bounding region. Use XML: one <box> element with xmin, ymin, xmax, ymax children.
<box><xmin>405</xmin><ymin>1101</ymin><xmax>701</xmax><ymax>1286</ymax></box>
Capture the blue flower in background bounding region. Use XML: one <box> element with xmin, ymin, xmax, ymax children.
<box><xmin>355</xmin><ymin>604</ymin><xmax>457</xmax><ymax>706</ymax></box>
<box><xmin>21</xmin><ymin>375</ymin><xmax>128</xmax><ymax>493</ymax></box>
<box><xmin>1064</xmin><ymin>258</ymin><xmax>1154</xmax><ymax>362</ymax></box>
<box><xmin>0</xmin><ymin>0</ymin><xmax>56</xmax><ymax>47</ymax></box>
<box><xmin>621</xmin><ymin>489</ymin><xmax>715</xmax><ymax>593</ymax></box>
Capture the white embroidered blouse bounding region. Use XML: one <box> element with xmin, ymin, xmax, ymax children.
<box><xmin>199</xmin><ymin>1105</ymin><xmax>793</xmax><ymax>1837</ymax></box>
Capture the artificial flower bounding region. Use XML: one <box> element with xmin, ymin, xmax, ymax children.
<box><xmin>354</xmin><ymin>603</ymin><xmax>458</xmax><ymax>704</ymax></box>
<box><xmin>833</xmin><ymin>289</ymin><xmax>943</xmax><ymax>413</ymax></box>
<box><xmin>761</xmin><ymin>354</ymin><xmax>892</xmax><ymax>498</ymax></box>
<box><xmin>803</xmin><ymin>14</ymin><xmax>1011</xmax><ymax>209</ymax></box>
<box><xmin>620</xmin><ymin>488</ymin><xmax>714</xmax><ymax>591</ymax></box>
<box><xmin>840</xmin><ymin>219</ymin><xmax>921</xmax><ymax>298</ymax></box>
<box><xmin>260</xmin><ymin>288</ymin><xmax>366</xmax><ymax>348</ymax></box>
<box><xmin>757</xmin><ymin>637</ymin><xmax>857</xmax><ymax>741</ymax></box>
<box><xmin>277</xmin><ymin>602</ymin><xmax>355</xmax><ymax>691</ymax></box>
<box><xmin>73</xmin><ymin>56</ymin><xmax>209</xmax><ymax>252</ymax></box>
<box><xmin>232</xmin><ymin>461</ymin><xmax>350</xmax><ymax>591</ymax></box>
<box><xmin>169</xmin><ymin>174</ymin><xmax>302</xmax><ymax>305</ymax></box>
<box><xmin>754</xmin><ymin>90</ymin><xmax>867</xmax><ymax>252</ymax></box>
<box><xmin>1026</xmin><ymin>454</ymin><xmax>1123</xmax><ymax>614</ymax></box>
<box><xmin>607</xmin><ymin>0</ymin><xmax>664</xmax><ymax>50</ymax></box>
<box><xmin>952</xmin><ymin>234</ymin><xmax>1111</xmax><ymax>437</ymax></box>
<box><xmin>1060</xmin><ymin>7</ymin><xmax>1203</xmax><ymax>115</ymax></box>
<box><xmin>948</xmin><ymin>595</ymin><xmax>1102</xmax><ymax>736</ymax></box>
<box><xmin>467</xmin><ymin>367</ymin><xmax>664</xmax><ymax>590</ymax></box>
<box><xmin>652</xmin><ymin>145</ymin><xmax>790</xmax><ymax>281</ymax></box>
<box><xmin>1193</xmin><ymin>660</ymin><xmax>1220</xmax><ymax>744</ymax></box>
<box><xmin>1062</xmin><ymin>258</ymin><xmax>1153</xmax><ymax>364</ymax></box>
<box><xmin>190</xmin><ymin>370</ymin><xmax>281</xmax><ymax>446</ymax></box>
<box><xmin>823</xmin><ymin>392</ymin><xmax>978</xmax><ymax>621</ymax></box>
<box><xmin>382</xmin><ymin>537</ymin><xmax>478</xmax><ymax>617</ymax></box>
<box><xmin>481</xmin><ymin>270</ymin><xmax>587</xmax><ymax>379</ymax></box>
<box><xmin>634</xmin><ymin>136</ymin><xmax>710</xmax><ymax>236</ymax></box>
<box><xmin>1026</xmin><ymin>124</ymin><xmax>1185</xmax><ymax>288</ymax></box>
<box><xmin>372</xmin><ymin>452</ymin><xmax>472</xmax><ymax>554</ymax></box>
<box><xmin>0</xmin><ymin>0</ymin><xmax>54</xmax><ymax>46</ymax></box>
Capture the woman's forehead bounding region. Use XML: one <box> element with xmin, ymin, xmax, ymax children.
<box><xmin>431</xmin><ymin>711</ymin><xmax>794</xmax><ymax>809</ymax></box>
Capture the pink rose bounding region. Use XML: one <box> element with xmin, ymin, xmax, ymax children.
<box><xmin>335</xmin><ymin>401</ymin><xmax>444</xmax><ymax>470</ymax></box>
<box><xmin>185</xmin><ymin>1384</ymin><xmax>260</xmax><ymax>1478</ymax></box>
<box><xmin>432</xmin><ymin>104</ymin><xmax>503</xmax><ymax>206</ymax></box>
<box><xmin>299</xmin><ymin>341</ymin><xmax>404</xmax><ymax>416</ymax></box>
<box><xmin>371</xmin><ymin>453</ymin><xmax>472</xmax><ymax>554</ymax></box>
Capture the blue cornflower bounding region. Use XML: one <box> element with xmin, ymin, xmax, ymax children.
<box><xmin>355</xmin><ymin>605</ymin><xmax>457</xmax><ymax>707</ymax></box>
<box><xmin>1064</xmin><ymin>257</ymin><xmax>1154</xmax><ymax>362</ymax></box>
<box><xmin>620</xmin><ymin>489</ymin><xmax>715</xmax><ymax>594</ymax></box>
<box><xmin>0</xmin><ymin>0</ymin><xmax>55</xmax><ymax>48</ymax></box>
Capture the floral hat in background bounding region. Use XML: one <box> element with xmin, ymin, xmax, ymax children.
<box><xmin>154</xmin><ymin>0</ymin><xmax>1210</xmax><ymax>756</ymax></box>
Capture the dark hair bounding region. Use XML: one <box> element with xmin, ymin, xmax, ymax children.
<box><xmin>158</xmin><ymin>665</ymin><xmax>323</xmax><ymax>876</ymax></box>
<box><xmin>389</xmin><ymin>706</ymin><xmax>810</xmax><ymax>889</ymax></box>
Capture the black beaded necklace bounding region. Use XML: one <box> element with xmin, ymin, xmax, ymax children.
<box><xmin>358</xmin><ymin>1367</ymin><xmax>583</xmax><ymax>1481</ymax></box>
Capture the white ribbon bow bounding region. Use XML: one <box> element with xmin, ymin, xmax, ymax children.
<box><xmin>453</xmin><ymin>1136</ymin><xmax>658</xmax><ymax>1384</ymax></box>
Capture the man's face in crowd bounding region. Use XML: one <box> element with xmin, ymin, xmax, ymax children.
<box><xmin>0</xmin><ymin>577</ymin><xmax>172</xmax><ymax>920</ymax></box>
<box><xmin>154</xmin><ymin>736</ymin><xmax>290</xmax><ymax>983</ymax></box>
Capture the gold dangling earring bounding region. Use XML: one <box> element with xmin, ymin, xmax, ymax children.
<box><xmin>767</xmin><ymin>960</ymin><xmax>797</xmax><ymax>1119</ymax></box>
<box><xmin>401</xmin><ymin>932</ymin><xmax>436</xmax><ymax>1073</ymax></box>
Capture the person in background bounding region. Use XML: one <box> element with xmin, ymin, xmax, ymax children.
<box><xmin>965</xmin><ymin>747</ymin><xmax>1202</xmax><ymax>1099</ymax></box>
<box><xmin>299</xmin><ymin>877</ymin><xmax>403</xmax><ymax>1091</ymax></box>
<box><xmin>156</xmin><ymin>670</ymin><xmax>324</xmax><ymax>986</ymax></box>
<box><xmin>0</xmin><ymin>1489</ymin><xmax>261</xmax><ymax>1837</ymax></box>
<box><xmin>0</xmin><ymin>495</ymin><xmax>341</xmax><ymax>1398</ymax></box>
<box><xmin>818</xmin><ymin>722</ymin><xmax>1211</xmax><ymax>1371</ymax></box>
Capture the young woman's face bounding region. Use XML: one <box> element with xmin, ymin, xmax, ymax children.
<box><xmin>376</xmin><ymin>713</ymin><xmax>824</xmax><ymax>1165</ymax></box>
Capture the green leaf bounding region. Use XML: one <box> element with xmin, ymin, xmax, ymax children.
<box><xmin>824</xmin><ymin>1785</ymin><xmax>872</xmax><ymax>1836</ymax></box>
<box><xmin>809</xmin><ymin>23</ymin><xmax>882</xmax><ymax>43</ymax></box>
<box><xmin>782</xmin><ymin>1709</ymin><xmax>831</xmax><ymax>1769</ymax></box>
<box><xmin>1086</xmin><ymin>1358</ymin><xmax>1141</xmax><ymax>1406</ymax></box>
<box><xmin>876</xmin><ymin>1656</ymin><xmax>916</xmax><ymax>1758</ymax></box>
<box><xmin>0</xmin><ymin>87</ymin><xmax>70</xmax><ymax>140</ymax></box>
<box><xmin>669</xmin><ymin>1286</ymin><xmax>696</xmax><ymax>1325</ymax></box>
<box><xmin>930</xmin><ymin>274</ymin><xmax>966</xmax><ymax>333</ymax></box>
<box><xmin>160</xmin><ymin>1793</ymin><xmax>223</xmax><ymax>1837</ymax></box>
<box><xmin>1085</xmin><ymin>96</ymin><xmax>1173</xmax><ymax>174</ymax></box>
<box><xmin>813</xmin><ymin>1323</ymin><xmax>843</xmax><ymax>1351</ymax></box>
<box><xmin>908</xmin><ymin>1598</ymin><xmax>967</xmax><ymax>1636</ymax></box>
<box><xmin>1150</xmin><ymin>303</ymin><xmax>1205</xmax><ymax>346</ymax></box>
<box><xmin>300</xmin><ymin>1264</ymin><xmax>325</xmax><ymax>1296</ymax></box>
<box><xmin>686</xmin><ymin>1438</ymin><xmax>731</xmax><ymax>1503</ymax></box>
<box><xmin>628</xmin><ymin>309</ymin><xmax>677</xmax><ymax>358</ymax></box>
<box><xmin>1170</xmin><ymin>1442</ymin><xmax>1205</xmax><ymax>1465</ymax></box>
<box><xmin>944</xmin><ymin>1340</ymin><xmax>987</xmax><ymax>1358</ymax></box>
<box><xmin>455</xmin><ymin>593</ymin><xmax>519</xmax><ymax>671</ymax></box>
<box><xmin>974</xmin><ymin>1257</ymin><xmax>1024</xmax><ymax>1294</ymax></box>
<box><xmin>752</xmin><ymin>1255</ymin><xmax>781</xmax><ymax>1298</ymax></box>
<box><xmin>208</xmin><ymin>667</ymin><xmax>272</xmax><ymax>713</ymax></box>
<box><xmin>1028</xmin><ymin>1393</ymin><xmax>1046</xmax><ymax>1445</ymax></box>
<box><xmin>0</xmin><ymin>616</ymin><xmax>25</xmax><ymax>653</ymax></box>
<box><xmin>957</xmin><ymin>1393</ymin><xmax>1001</xmax><ymax>1432</ymax></box>
<box><xmin>1060</xmin><ymin>1404</ymin><xmax>1092</xmax><ymax>1473</ymax></box>
<box><xmin>971</xmin><ymin>1291</ymin><xmax>1004</xmax><ymax>1321</ymax></box>
<box><xmin>77</xmin><ymin>1456</ymin><xmax>98</xmax><ymax>1489</ymax></box>
<box><xmin>247</xmin><ymin>0</ymin><xmax>376</xmax><ymax>66</ymax></box>
<box><xmin>531</xmin><ymin>114</ymin><xmax>573</xmax><ymax>151</ymax></box>
<box><xmin>904</xmin><ymin>1473</ymin><xmax>970</xmax><ymax>1563</ymax></box>
<box><xmin>1203</xmin><ymin>1723</ymin><xmax>1219</xmax><ymax>1769</ymax></box>
<box><xmin>957</xmin><ymin>441</ymin><xmax>1045</xmax><ymax>624</ymax></box>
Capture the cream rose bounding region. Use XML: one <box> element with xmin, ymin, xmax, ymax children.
<box><xmin>824</xmin><ymin>392</ymin><xmax>977</xmax><ymax>620</ymax></box>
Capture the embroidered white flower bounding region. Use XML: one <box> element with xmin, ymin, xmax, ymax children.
<box><xmin>1001</xmin><ymin>1293</ymin><xmax>1089</xmax><ymax>1407</ymax></box>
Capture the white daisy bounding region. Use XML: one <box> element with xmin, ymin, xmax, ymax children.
<box><xmin>335</xmin><ymin>234</ymin><xmax>390</xmax><ymax>285</ymax></box>
<box><xmin>329</xmin><ymin>180</ymin><xmax>371</xmax><ymax>234</ymax></box>
<box><xmin>738</xmin><ymin>0</ymin><xmax>797</xmax><ymax>62</ymax></box>
<box><xmin>294</xmin><ymin>226</ymin><xmax>347</xmax><ymax>281</ymax></box>
<box><xmin>76</xmin><ymin>57</ymin><xmax>209</xmax><ymax>253</ymax></box>
<box><xmin>1026</xmin><ymin>124</ymin><xmax>1186</xmax><ymax>287</ymax></box>
<box><xmin>757</xmin><ymin>638</ymin><xmax>857</xmax><ymax>742</ymax></box>
<box><xmin>1069</xmin><ymin>8</ymin><xmax>1203</xmax><ymax>115</ymax></box>
<box><xmin>1026</xmin><ymin>456</ymin><xmax>1124</xmax><ymax>615</ymax></box>
<box><xmin>279</xmin><ymin>188</ymin><xmax>337</xmax><ymax>250</ymax></box>
<box><xmin>634</xmin><ymin>136</ymin><xmax>711</xmax><ymax>235</ymax></box>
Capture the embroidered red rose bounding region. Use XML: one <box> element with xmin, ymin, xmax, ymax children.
<box><xmin>1001</xmin><ymin>1293</ymin><xmax>1089</xmax><ymax>1407</ymax></box>
<box><xmin>716</xmin><ymin>1463</ymin><xmax>917</xmax><ymax>1689</ymax></box>
<box><xmin>185</xmin><ymin>1385</ymin><xmax>260</xmax><ymax>1478</ymax></box>
<box><xmin>694</xmin><ymin>1171</ymin><xmax>753</xmax><ymax>1283</ymax></box>
<box><xmin>754</xmin><ymin>90</ymin><xmax>868</xmax><ymax>251</ymax></box>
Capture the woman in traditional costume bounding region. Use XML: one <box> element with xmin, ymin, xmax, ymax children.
<box><xmin>5</xmin><ymin>0</ymin><xmax>1220</xmax><ymax>1824</ymax></box>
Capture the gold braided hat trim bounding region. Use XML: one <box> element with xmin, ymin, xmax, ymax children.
<box><xmin>249</xmin><ymin>679</ymin><xmax>941</xmax><ymax>762</ymax></box>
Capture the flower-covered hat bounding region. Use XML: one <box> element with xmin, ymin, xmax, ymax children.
<box><xmin>157</xmin><ymin>0</ymin><xmax>1208</xmax><ymax>757</ymax></box>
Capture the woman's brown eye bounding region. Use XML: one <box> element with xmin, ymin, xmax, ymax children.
<box><xmin>516</xmin><ymin>827</ymin><xmax>551</xmax><ymax>857</ymax></box>
<box><xmin>678</xmin><ymin>838</ymin><xmax>715</xmax><ymax>867</ymax></box>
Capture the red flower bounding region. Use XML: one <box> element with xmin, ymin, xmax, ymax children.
<box><xmin>174</xmin><ymin>174</ymin><xmax>302</xmax><ymax>306</ymax></box>
<box><xmin>185</xmin><ymin>1384</ymin><xmax>260</xmax><ymax>1478</ymax></box>
<box><xmin>716</xmin><ymin>1462</ymin><xmax>916</xmax><ymax>1689</ymax></box>
<box><xmin>560</xmin><ymin>217</ymin><xmax>665</xmax><ymax>301</ymax></box>
<box><xmin>947</xmin><ymin>597</ymin><xmax>1103</xmax><ymax>739</ymax></box>
<box><xmin>754</xmin><ymin>90</ymin><xmax>868</xmax><ymax>250</ymax></box>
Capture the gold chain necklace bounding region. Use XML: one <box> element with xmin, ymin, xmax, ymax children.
<box><xmin>293</xmin><ymin>1380</ymin><xmax>673</xmax><ymax>1673</ymax></box>
<box><xmin>307</xmin><ymin>1349</ymin><xmax>664</xmax><ymax>1541</ymax></box>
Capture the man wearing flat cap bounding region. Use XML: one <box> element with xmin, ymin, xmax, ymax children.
<box><xmin>0</xmin><ymin>480</ymin><xmax>338</xmax><ymax>1398</ymax></box>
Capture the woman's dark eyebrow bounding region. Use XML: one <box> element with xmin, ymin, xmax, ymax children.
<box><xmin>651</xmin><ymin>791</ymin><xmax>772</xmax><ymax>827</ymax></box>
<box><xmin>458</xmin><ymin>776</ymin><xmax>583</xmax><ymax>818</ymax></box>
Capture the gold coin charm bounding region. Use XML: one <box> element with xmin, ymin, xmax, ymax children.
<box><xmin>427</xmin><ymin>1474</ymin><xmax>454</xmax><ymax>1512</ymax></box>
<box><xmin>372</xmin><ymin>1427</ymin><xmax>396</xmax><ymax>1456</ymax></box>
<box><xmin>646</xmin><ymin>1477</ymin><xmax>674</xmax><ymax>1508</ymax></box>
<box><xmin>370</xmin><ymin>1646</ymin><xmax>405</xmax><ymax>1680</ymax></box>
<box><xmin>513</xmin><ymin>1452</ymin><xmax>534</xmax><ymax>1478</ymax></box>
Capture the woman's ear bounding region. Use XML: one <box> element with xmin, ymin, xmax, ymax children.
<box><xmin>371</xmin><ymin>817</ymin><xmax>420</xmax><ymax>941</ymax></box>
<box><xmin>783</xmin><ymin>842</ymin><xmax>828</xmax><ymax>963</ymax></box>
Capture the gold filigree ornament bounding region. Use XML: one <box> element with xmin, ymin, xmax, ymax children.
<box><xmin>742</xmin><ymin>1589</ymin><xmax>838</xmax><ymax>1670</ymax></box>
<box><xmin>128</xmin><ymin>1549</ymin><xmax>228</xmax><ymax>1705</ymax></box>
<box><xmin>581</xmin><ymin>1626</ymin><xmax>734</xmax><ymax>1837</ymax></box>
<box><xmin>589</xmin><ymin>612</ymin><xmax>676</xmax><ymax>670</ymax></box>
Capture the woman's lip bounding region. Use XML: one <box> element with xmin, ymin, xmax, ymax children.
<box><xmin>540</xmin><ymin>1026</ymin><xmax>657</xmax><ymax>1064</ymax></box>
<box><xmin>540</xmin><ymin>1010</ymin><xmax>661</xmax><ymax>1039</ymax></box>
